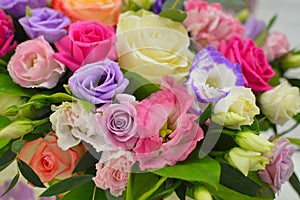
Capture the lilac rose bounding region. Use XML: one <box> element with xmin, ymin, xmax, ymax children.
<box><xmin>68</xmin><ymin>59</ymin><xmax>129</xmax><ymax>105</ymax></box>
<box><xmin>0</xmin><ymin>0</ymin><xmax>47</xmax><ymax>18</ymax></box>
<box><xmin>19</xmin><ymin>7</ymin><xmax>71</xmax><ymax>43</ymax></box>
<box><xmin>259</xmin><ymin>138</ymin><xmax>295</xmax><ymax>193</ymax></box>
<box><xmin>96</xmin><ymin>94</ymin><xmax>138</xmax><ymax>150</ymax></box>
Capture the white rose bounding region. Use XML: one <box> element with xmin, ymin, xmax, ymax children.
<box><xmin>50</xmin><ymin>101</ymin><xmax>113</xmax><ymax>152</ymax></box>
<box><xmin>212</xmin><ymin>86</ymin><xmax>260</xmax><ymax>129</ymax></box>
<box><xmin>260</xmin><ymin>81</ymin><xmax>300</xmax><ymax>125</ymax></box>
<box><xmin>116</xmin><ymin>10</ymin><xmax>193</xmax><ymax>82</ymax></box>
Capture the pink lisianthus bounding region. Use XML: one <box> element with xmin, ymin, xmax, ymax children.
<box><xmin>93</xmin><ymin>150</ymin><xmax>135</xmax><ymax>197</ymax></box>
<box><xmin>219</xmin><ymin>36</ymin><xmax>275</xmax><ymax>92</ymax></box>
<box><xmin>183</xmin><ymin>0</ymin><xmax>244</xmax><ymax>48</ymax></box>
<box><xmin>0</xmin><ymin>9</ymin><xmax>17</xmax><ymax>58</ymax></box>
<box><xmin>133</xmin><ymin>76</ymin><xmax>204</xmax><ymax>170</ymax></box>
<box><xmin>262</xmin><ymin>31</ymin><xmax>289</xmax><ymax>61</ymax></box>
<box><xmin>18</xmin><ymin>133</ymin><xmax>86</xmax><ymax>183</ymax></box>
<box><xmin>54</xmin><ymin>20</ymin><xmax>116</xmax><ymax>72</ymax></box>
<box><xmin>259</xmin><ymin>138</ymin><xmax>295</xmax><ymax>193</ymax></box>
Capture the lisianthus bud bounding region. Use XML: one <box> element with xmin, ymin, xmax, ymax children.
<box><xmin>194</xmin><ymin>185</ymin><xmax>213</xmax><ymax>200</ymax></box>
<box><xmin>225</xmin><ymin>147</ymin><xmax>269</xmax><ymax>176</ymax></box>
<box><xmin>260</xmin><ymin>81</ymin><xmax>300</xmax><ymax>126</ymax></box>
<box><xmin>281</xmin><ymin>54</ymin><xmax>300</xmax><ymax>70</ymax></box>
<box><xmin>235</xmin><ymin>131</ymin><xmax>275</xmax><ymax>154</ymax></box>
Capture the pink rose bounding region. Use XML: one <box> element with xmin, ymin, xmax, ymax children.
<box><xmin>54</xmin><ymin>20</ymin><xmax>116</xmax><ymax>72</ymax></box>
<box><xmin>219</xmin><ymin>36</ymin><xmax>275</xmax><ymax>92</ymax></box>
<box><xmin>93</xmin><ymin>150</ymin><xmax>135</xmax><ymax>197</ymax></box>
<box><xmin>96</xmin><ymin>94</ymin><xmax>138</xmax><ymax>150</ymax></box>
<box><xmin>7</xmin><ymin>36</ymin><xmax>65</xmax><ymax>89</ymax></box>
<box><xmin>19</xmin><ymin>133</ymin><xmax>86</xmax><ymax>183</ymax></box>
<box><xmin>259</xmin><ymin>138</ymin><xmax>295</xmax><ymax>193</ymax></box>
<box><xmin>133</xmin><ymin>76</ymin><xmax>204</xmax><ymax>170</ymax></box>
<box><xmin>262</xmin><ymin>31</ymin><xmax>289</xmax><ymax>61</ymax></box>
<box><xmin>0</xmin><ymin>9</ymin><xmax>17</xmax><ymax>58</ymax></box>
<box><xmin>183</xmin><ymin>0</ymin><xmax>244</xmax><ymax>48</ymax></box>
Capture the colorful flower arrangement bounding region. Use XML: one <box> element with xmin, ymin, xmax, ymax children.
<box><xmin>0</xmin><ymin>0</ymin><xmax>299</xmax><ymax>199</ymax></box>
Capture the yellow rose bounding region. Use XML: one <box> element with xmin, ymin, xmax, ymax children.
<box><xmin>52</xmin><ymin>0</ymin><xmax>122</xmax><ymax>26</ymax></box>
<box><xmin>260</xmin><ymin>81</ymin><xmax>300</xmax><ymax>125</ymax></box>
<box><xmin>116</xmin><ymin>10</ymin><xmax>193</xmax><ymax>83</ymax></box>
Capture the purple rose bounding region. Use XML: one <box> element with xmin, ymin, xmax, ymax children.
<box><xmin>152</xmin><ymin>0</ymin><xmax>167</xmax><ymax>14</ymax></box>
<box><xmin>19</xmin><ymin>7</ymin><xmax>71</xmax><ymax>43</ymax></box>
<box><xmin>259</xmin><ymin>138</ymin><xmax>295</xmax><ymax>193</ymax></box>
<box><xmin>0</xmin><ymin>0</ymin><xmax>47</xmax><ymax>18</ymax></box>
<box><xmin>96</xmin><ymin>94</ymin><xmax>138</xmax><ymax>150</ymax></box>
<box><xmin>184</xmin><ymin>45</ymin><xmax>244</xmax><ymax>114</ymax></box>
<box><xmin>68</xmin><ymin>59</ymin><xmax>129</xmax><ymax>105</ymax></box>
<box><xmin>244</xmin><ymin>15</ymin><xmax>266</xmax><ymax>39</ymax></box>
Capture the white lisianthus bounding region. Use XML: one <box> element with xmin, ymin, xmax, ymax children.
<box><xmin>212</xmin><ymin>86</ymin><xmax>260</xmax><ymax>129</ymax></box>
<box><xmin>50</xmin><ymin>101</ymin><xmax>113</xmax><ymax>152</ymax></box>
<box><xmin>116</xmin><ymin>10</ymin><xmax>193</xmax><ymax>83</ymax></box>
<box><xmin>260</xmin><ymin>81</ymin><xmax>300</xmax><ymax>125</ymax></box>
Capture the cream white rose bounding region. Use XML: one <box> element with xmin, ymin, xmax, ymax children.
<box><xmin>260</xmin><ymin>81</ymin><xmax>300</xmax><ymax>125</ymax></box>
<box><xmin>212</xmin><ymin>86</ymin><xmax>260</xmax><ymax>129</ymax></box>
<box><xmin>50</xmin><ymin>101</ymin><xmax>113</xmax><ymax>152</ymax></box>
<box><xmin>116</xmin><ymin>10</ymin><xmax>193</xmax><ymax>82</ymax></box>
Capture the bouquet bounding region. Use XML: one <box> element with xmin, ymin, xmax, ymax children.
<box><xmin>0</xmin><ymin>0</ymin><xmax>299</xmax><ymax>199</ymax></box>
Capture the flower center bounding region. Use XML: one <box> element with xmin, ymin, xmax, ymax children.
<box><xmin>159</xmin><ymin>121</ymin><xmax>173</xmax><ymax>143</ymax></box>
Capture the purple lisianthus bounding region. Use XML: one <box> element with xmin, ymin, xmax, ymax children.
<box><xmin>0</xmin><ymin>0</ymin><xmax>47</xmax><ymax>18</ymax></box>
<box><xmin>259</xmin><ymin>138</ymin><xmax>295</xmax><ymax>193</ymax></box>
<box><xmin>152</xmin><ymin>0</ymin><xmax>167</xmax><ymax>14</ymax></box>
<box><xmin>68</xmin><ymin>59</ymin><xmax>129</xmax><ymax>105</ymax></box>
<box><xmin>19</xmin><ymin>7</ymin><xmax>71</xmax><ymax>43</ymax></box>
<box><xmin>244</xmin><ymin>15</ymin><xmax>266</xmax><ymax>39</ymax></box>
<box><xmin>184</xmin><ymin>46</ymin><xmax>244</xmax><ymax>114</ymax></box>
<box><xmin>96</xmin><ymin>94</ymin><xmax>138</xmax><ymax>150</ymax></box>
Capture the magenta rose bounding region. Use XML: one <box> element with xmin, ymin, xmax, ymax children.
<box><xmin>259</xmin><ymin>138</ymin><xmax>295</xmax><ymax>193</ymax></box>
<box><xmin>133</xmin><ymin>76</ymin><xmax>204</xmax><ymax>170</ymax></box>
<box><xmin>219</xmin><ymin>36</ymin><xmax>275</xmax><ymax>92</ymax></box>
<box><xmin>0</xmin><ymin>9</ymin><xmax>17</xmax><ymax>58</ymax></box>
<box><xmin>54</xmin><ymin>20</ymin><xmax>116</xmax><ymax>72</ymax></box>
<box><xmin>7</xmin><ymin>36</ymin><xmax>65</xmax><ymax>89</ymax></box>
<box><xmin>96</xmin><ymin>94</ymin><xmax>138</xmax><ymax>150</ymax></box>
<box><xmin>93</xmin><ymin>150</ymin><xmax>135</xmax><ymax>197</ymax></box>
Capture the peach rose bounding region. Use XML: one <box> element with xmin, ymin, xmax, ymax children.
<box><xmin>18</xmin><ymin>133</ymin><xmax>86</xmax><ymax>183</ymax></box>
<box><xmin>52</xmin><ymin>0</ymin><xmax>122</xmax><ymax>26</ymax></box>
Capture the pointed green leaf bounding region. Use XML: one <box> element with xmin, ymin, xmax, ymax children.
<box><xmin>152</xmin><ymin>156</ymin><xmax>220</xmax><ymax>187</ymax></box>
<box><xmin>29</xmin><ymin>93</ymin><xmax>73</xmax><ymax>109</ymax></box>
<box><xmin>289</xmin><ymin>172</ymin><xmax>300</xmax><ymax>197</ymax></box>
<box><xmin>0</xmin><ymin>73</ymin><xmax>36</xmax><ymax>97</ymax></box>
<box><xmin>11</xmin><ymin>139</ymin><xmax>25</xmax><ymax>153</ymax></box>
<box><xmin>73</xmin><ymin>152</ymin><xmax>98</xmax><ymax>173</ymax></box>
<box><xmin>40</xmin><ymin>174</ymin><xmax>94</xmax><ymax>197</ymax></box>
<box><xmin>161</xmin><ymin>0</ymin><xmax>184</xmax><ymax>12</ymax></box>
<box><xmin>159</xmin><ymin>9</ymin><xmax>187</xmax><ymax>22</ymax></box>
<box><xmin>0</xmin><ymin>173</ymin><xmax>20</xmax><ymax>197</ymax></box>
<box><xmin>0</xmin><ymin>149</ymin><xmax>16</xmax><ymax>172</ymax></box>
<box><xmin>17</xmin><ymin>159</ymin><xmax>45</xmax><ymax>188</ymax></box>
<box><xmin>196</xmin><ymin>103</ymin><xmax>212</xmax><ymax>126</ymax></box>
<box><xmin>0</xmin><ymin>138</ymin><xmax>10</xmax><ymax>150</ymax></box>
<box><xmin>288</xmin><ymin>137</ymin><xmax>300</xmax><ymax>147</ymax></box>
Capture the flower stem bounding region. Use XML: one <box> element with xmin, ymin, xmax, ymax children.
<box><xmin>221</xmin><ymin>129</ymin><xmax>236</xmax><ymax>137</ymax></box>
<box><xmin>126</xmin><ymin>173</ymin><xmax>133</xmax><ymax>200</ymax></box>
<box><xmin>0</xmin><ymin>59</ymin><xmax>7</xmax><ymax>66</ymax></box>
<box><xmin>137</xmin><ymin>176</ymin><xmax>168</xmax><ymax>200</ymax></box>
<box><xmin>278</xmin><ymin>123</ymin><xmax>299</xmax><ymax>137</ymax></box>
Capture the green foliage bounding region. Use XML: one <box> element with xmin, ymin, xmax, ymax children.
<box><xmin>73</xmin><ymin>152</ymin><xmax>99</xmax><ymax>173</ymax></box>
<box><xmin>0</xmin><ymin>173</ymin><xmax>19</xmax><ymax>197</ymax></box>
<box><xmin>196</xmin><ymin>103</ymin><xmax>212</xmax><ymax>126</ymax></box>
<box><xmin>17</xmin><ymin>159</ymin><xmax>45</xmax><ymax>188</ymax></box>
<box><xmin>29</xmin><ymin>93</ymin><xmax>73</xmax><ymax>109</ymax></box>
<box><xmin>161</xmin><ymin>0</ymin><xmax>184</xmax><ymax>11</ymax></box>
<box><xmin>288</xmin><ymin>137</ymin><xmax>300</xmax><ymax>147</ymax></box>
<box><xmin>159</xmin><ymin>9</ymin><xmax>187</xmax><ymax>22</ymax></box>
<box><xmin>11</xmin><ymin>139</ymin><xmax>25</xmax><ymax>154</ymax></box>
<box><xmin>289</xmin><ymin>172</ymin><xmax>300</xmax><ymax>197</ymax></box>
<box><xmin>152</xmin><ymin>156</ymin><xmax>220</xmax><ymax>188</ymax></box>
<box><xmin>0</xmin><ymin>149</ymin><xmax>16</xmax><ymax>172</ymax></box>
<box><xmin>40</xmin><ymin>174</ymin><xmax>94</xmax><ymax>197</ymax></box>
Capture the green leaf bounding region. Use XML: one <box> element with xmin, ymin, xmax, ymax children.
<box><xmin>11</xmin><ymin>139</ymin><xmax>25</xmax><ymax>153</ymax></box>
<box><xmin>159</xmin><ymin>9</ymin><xmax>187</xmax><ymax>22</ymax></box>
<box><xmin>175</xmin><ymin>181</ymin><xmax>187</xmax><ymax>200</ymax></box>
<box><xmin>148</xmin><ymin>179</ymin><xmax>183</xmax><ymax>200</ymax></box>
<box><xmin>196</xmin><ymin>103</ymin><xmax>212</xmax><ymax>126</ymax></box>
<box><xmin>0</xmin><ymin>173</ymin><xmax>20</xmax><ymax>197</ymax></box>
<box><xmin>17</xmin><ymin>159</ymin><xmax>45</xmax><ymax>188</ymax></box>
<box><xmin>122</xmin><ymin>69</ymin><xmax>160</xmax><ymax>101</ymax></box>
<box><xmin>161</xmin><ymin>0</ymin><xmax>184</xmax><ymax>12</ymax></box>
<box><xmin>289</xmin><ymin>172</ymin><xmax>300</xmax><ymax>197</ymax></box>
<box><xmin>0</xmin><ymin>138</ymin><xmax>10</xmax><ymax>150</ymax></box>
<box><xmin>206</xmin><ymin>0</ymin><xmax>244</xmax><ymax>5</ymax></box>
<box><xmin>73</xmin><ymin>152</ymin><xmax>99</xmax><ymax>173</ymax></box>
<box><xmin>0</xmin><ymin>116</ymin><xmax>12</xmax><ymax>129</ymax></box>
<box><xmin>208</xmin><ymin>184</ymin><xmax>273</xmax><ymax>200</ymax></box>
<box><xmin>152</xmin><ymin>156</ymin><xmax>220</xmax><ymax>187</ymax></box>
<box><xmin>29</xmin><ymin>93</ymin><xmax>73</xmax><ymax>109</ymax></box>
<box><xmin>288</xmin><ymin>79</ymin><xmax>300</xmax><ymax>88</ymax></box>
<box><xmin>40</xmin><ymin>174</ymin><xmax>94</xmax><ymax>197</ymax></box>
<box><xmin>0</xmin><ymin>149</ymin><xmax>16</xmax><ymax>172</ymax></box>
<box><xmin>288</xmin><ymin>137</ymin><xmax>300</xmax><ymax>147</ymax></box>
<box><xmin>61</xmin><ymin>181</ymin><xmax>107</xmax><ymax>200</ymax></box>
<box><xmin>255</xmin><ymin>15</ymin><xmax>277</xmax><ymax>46</ymax></box>
<box><xmin>0</xmin><ymin>73</ymin><xmax>36</xmax><ymax>97</ymax></box>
